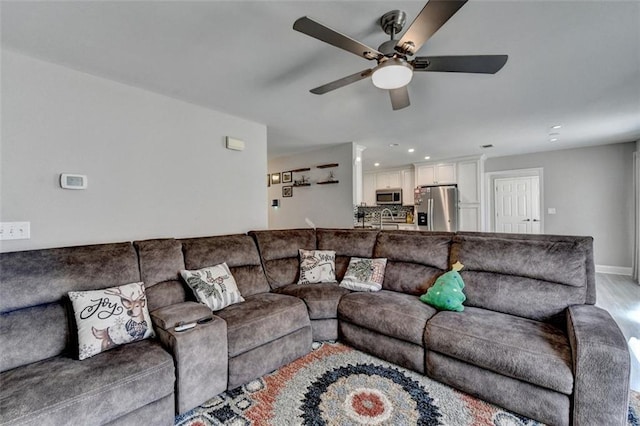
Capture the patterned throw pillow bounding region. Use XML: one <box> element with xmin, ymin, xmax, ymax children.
<box><xmin>180</xmin><ymin>263</ymin><xmax>245</xmax><ymax>311</ymax></box>
<box><xmin>339</xmin><ymin>257</ymin><xmax>387</xmax><ymax>292</ymax></box>
<box><xmin>298</xmin><ymin>249</ymin><xmax>336</xmax><ymax>284</ymax></box>
<box><xmin>69</xmin><ymin>282</ymin><xmax>155</xmax><ymax>360</ymax></box>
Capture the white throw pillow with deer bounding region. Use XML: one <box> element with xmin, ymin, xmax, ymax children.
<box><xmin>69</xmin><ymin>282</ymin><xmax>154</xmax><ymax>360</ymax></box>
<box><xmin>180</xmin><ymin>262</ymin><xmax>245</xmax><ymax>312</ymax></box>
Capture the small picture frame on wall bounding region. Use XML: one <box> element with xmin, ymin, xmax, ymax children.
<box><xmin>282</xmin><ymin>186</ymin><xmax>293</xmax><ymax>198</ymax></box>
<box><xmin>282</xmin><ymin>171</ymin><xmax>292</xmax><ymax>183</ymax></box>
<box><xmin>271</xmin><ymin>173</ymin><xmax>281</xmax><ymax>185</ymax></box>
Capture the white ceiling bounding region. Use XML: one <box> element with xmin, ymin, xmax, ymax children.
<box><xmin>2</xmin><ymin>1</ymin><xmax>639</xmax><ymax>171</ymax></box>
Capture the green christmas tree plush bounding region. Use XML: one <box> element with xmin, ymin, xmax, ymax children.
<box><xmin>420</xmin><ymin>261</ymin><xmax>466</xmax><ymax>311</ymax></box>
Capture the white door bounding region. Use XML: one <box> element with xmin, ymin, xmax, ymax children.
<box><xmin>494</xmin><ymin>176</ymin><xmax>541</xmax><ymax>233</ymax></box>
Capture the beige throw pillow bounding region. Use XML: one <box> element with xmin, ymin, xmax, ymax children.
<box><xmin>181</xmin><ymin>263</ymin><xmax>245</xmax><ymax>311</ymax></box>
<box><xmin>339</xmin><ymin>257</ymin><xmax>387</xmax><ymax>292</ymax></box>
<box><xmin>298</xmin><ymin>249</ymin><xmax>336</xmax><ymax>284</ymax></box>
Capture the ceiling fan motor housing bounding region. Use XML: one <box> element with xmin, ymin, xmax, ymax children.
<box><xmin>380</xmin><ymin>10</ymin><xmax>406</xmax><ymax>37</ymax></box>
<box><xmin>379</xmin><ymin>11</ymin><xmax>411</xmax><ymax>58</ymax></box>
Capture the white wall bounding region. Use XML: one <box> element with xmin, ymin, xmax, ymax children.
<box><xmin>268</xmin><ymin>143</ymin><xmax>354</xmax><ymax>229</ymax></box>
<box><xmin>0</xmin><ymin>50</ymin><xmax>268</xmax><ymax>252</ymax></box>
<box><xmin>485</xmin><ymin>142</ymin><xmax>635</xmax><ymax>268</ymax></box>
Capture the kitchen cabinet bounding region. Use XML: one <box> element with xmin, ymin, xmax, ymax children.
<box><xmin>456</xmin><ymin>157</ymin><xmax>484</xmax><ymax>231</ymax></box>
<box><xmin>457</xmin><ymin>159</ymin><xmax>481</xmax><ymax>204</ymax></box>
<box><xmin>401</xmin><ymin>169</ymin><xmax>415</xmax><ymax>205</ymax></box>
<box><xmin>363</xmin><ymin>168</ymin><xmax>414</xmax><ymax>206</ymax></box>
<box><xmin>459</xmin><ymin>205</ymin><xmax>481</xmax><ymax>232</ymax></box>
<box><xmin>363</xmin><ymin>172</ymin><xmax>377</xmax><ymax>206</ymax></box>
<box><xmin>415</xmin><ymin>163</ymin><xmax>456</xmax><ymax>186</ymax></box>
<box><xmin>376</xmin><ymin>171</ymin><xmax>401</xmax><ymax>189</ymax></box>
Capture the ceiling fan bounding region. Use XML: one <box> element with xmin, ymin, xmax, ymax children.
<box><xmin>293</xmin><ymin>0</ymin><xmax>508</xmax><ymax>110</ymax></box>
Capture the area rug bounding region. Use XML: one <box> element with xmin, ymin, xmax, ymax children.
<box><xmin>175</xmin><ymin>342</ymin><xmax>640</xmax><ymax>426</ymax></box>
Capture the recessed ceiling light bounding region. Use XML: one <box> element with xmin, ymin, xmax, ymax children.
<box><xmin>424</xmin><ymin>156</ymin><xmax>431</xmax><ymax>160</ymax></box>
<box><xmin>551</xmin><ymin>125</ymin><xmax>562</xmax><ymax>130</ymax></box>
<box><xmin>389</xmin><ymin>143</ymin><xmax>399</xmax><ymax>147</ymax></box>
<box><xmin>374</xmin><ymin>162</ymin><xmax>380</xmax><ymax>167</ymax></box>
<box><xmin>408</xmin><ymin>148</ymin><xmax>415</xmax><ymax>153</ymax></box>
<box><xmin>550</xmin><ymin>138</ymin><xmax>558</xmax><ymax>142</ymax></box>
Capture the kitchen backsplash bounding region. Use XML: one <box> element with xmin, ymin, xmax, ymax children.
<box><xmin>354</xmin><ymin>205</ymin><xmax>415</xmax><ymax>223</ymax></box>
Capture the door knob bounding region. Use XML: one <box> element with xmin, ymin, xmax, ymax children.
<box><xmin>523</xmin><ymin>219</ymin><xmax>531</xmax><ymax>222</ymax></box>
<box><xmin>533</xmin><ymin>219</ymin><xmax>540</xmax><ymax>222</ymax></box>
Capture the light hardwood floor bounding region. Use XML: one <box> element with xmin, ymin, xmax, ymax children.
<box><xmin>595</xmin><ymin>273</ymin><xmax>640</xmax><ymax>391</ymax></box>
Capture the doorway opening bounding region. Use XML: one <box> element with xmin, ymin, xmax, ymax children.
<box><xmin>484</xmin><ymin>168</ymin><xmax>543</xmax><ymax>234</ymax></box>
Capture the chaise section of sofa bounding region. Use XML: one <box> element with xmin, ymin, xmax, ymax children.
<box><xmin>0</xmin><ymin>243</ymin><xmax>175</xmax><ymax>426</ymax></box>
<box><xmin>424</xmin><ymin>232</ymin><xmax>629</xmax><ymax>426</ymax></box>
<box><xmin>338</xmin><ymin>231</ymin><xmax>453</xmax><ymax>372</ymax></box>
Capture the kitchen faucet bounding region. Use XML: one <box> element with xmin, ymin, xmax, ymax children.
<box><xmin>379</xmin><ymin>208</ymin><xmax>394</xmax><ymax>229</ymax></box>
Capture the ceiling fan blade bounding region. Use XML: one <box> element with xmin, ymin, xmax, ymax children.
<box><xmin>396</xmin><ymin>0</ymin><xmax>467</xmax><ymax>55</ymax></box>
<box><xmin>310</xmin><ymin>69</ymin><xmax>374</xmax><ymax>95</ymax></box>
<box><xmin>294</xmin><ymin>16</ymin><xmax>383</xmax><ymax>61</ymax></box>
<box><xmin>389</xmin><ymin>86</ymin><xmax>410</xmax><ymax>110</ymax></box>
<box><xmin>413</xmin><ymin>55</ymin><xmax>508</xmax><ymax>74</ymax></box>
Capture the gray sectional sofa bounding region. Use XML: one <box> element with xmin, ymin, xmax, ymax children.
<box><xmin>0</xmin><ymin>229</ymin><xmax>631</xmax><ymax>426</ymax></box>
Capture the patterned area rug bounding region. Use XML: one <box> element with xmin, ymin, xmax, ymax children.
<box><xmin>175</xmin><ymin>342</ymin><xmax>640</xmax><ymax>426</ymax></box>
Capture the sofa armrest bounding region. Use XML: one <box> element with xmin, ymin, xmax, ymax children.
<box><xmin>151</xmin><ymin>302</ymin><xmax>228</xmax><ymax>414</ymax></box>
<box><xmin>566</xmin><ymin>305</ymin><xmax>630</xmax><ymax>426</ymax></box>
<box><xmin>150</xmin><ymin>301</ymin><xmax>212</xmax><ymax>330</ymax></box>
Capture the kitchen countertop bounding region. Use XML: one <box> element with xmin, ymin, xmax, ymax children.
<box><xmin>354</xmin><ymin>221</ymin><xmax>418</xmax><ymax>230</ymax></box>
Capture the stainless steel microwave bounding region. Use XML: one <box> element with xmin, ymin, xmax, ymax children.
<box><xmin>375</xmin><ymin>188</ymin><xmax>402</xmax><ymax>205</ymax></box>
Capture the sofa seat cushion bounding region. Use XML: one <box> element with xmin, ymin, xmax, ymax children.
<box><xmin>0</xmin><ymin>339</ymin><xmax>174</xmax><ymax>426</ymax></box>
<box><xmin>425</xmin><ymin>306</ymin><xmax>573</xmax><ymax>395</ymax></box>
<box><xmin>274</xmin><ymin>283</ymin><xmax>351</xmax><ymax>320</ymax></box>
<box><xmin>338</xmin><ymin>290</ymin><xmax>437</xmax><ymax>345</ymax></box>
<box><xmin>215</xmin><ymin>292</ymin><xmax>310</xmax><ymax>357</ymax></box>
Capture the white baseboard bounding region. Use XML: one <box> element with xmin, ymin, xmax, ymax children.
<box><xmin>595</xmin><ymin>265</ymin><xmax>632</xmax><ymax>276</ymax></box>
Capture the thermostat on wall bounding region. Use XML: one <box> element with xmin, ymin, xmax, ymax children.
<box><xmin>60</xmin><ymin>174</ymin><xmax>87</xmax><ymax>190</ymax></box>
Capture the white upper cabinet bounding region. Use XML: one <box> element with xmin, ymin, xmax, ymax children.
<box><xmin>363</xmin><ymin>172</ymin><xmax>377</xmax><ymax>206</ymax></box>
<box><xmin>401</xmin><ymin>169</ymin><xmax>415</xmax><ymax>205</ymax></box>
<box><xmin>457</xmin><ymin>160</ymin><xmax>480</xmax><ymax>204</ymax></box>
<box><xmin>376</xmin><ymin>171</ymin><xmax>402</xmax><ymax>189</ymax></box>
<box><xmin>415</xmin><ymin>163</ymin><xmax>456</xmax><ymax>186</ymax></box>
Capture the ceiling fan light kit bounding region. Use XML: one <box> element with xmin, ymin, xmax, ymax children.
<box><xmin>293</xmin><ymin>0</ymin><xmax>508</xmax><ymax>110</ymax></box>
<box><xmin>371</xmin><ymin>58</ymin><xmax>413</xmax><ymax>90</ymax></box>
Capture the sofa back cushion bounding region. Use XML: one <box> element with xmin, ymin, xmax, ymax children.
<box><xmin>249</xmin><ymin>229</ymin><xmax>316</xmax><ymax>289</ymax></box>
<box><xmin>316</xmin><ymin>229</ymin><xmax>379</xmax><ymax>281</ymax></box>
<box><xmin>134</xmin><ymin>238</ymin><xmax>189</xmax><ymax>312</ymax></box>
<box><xmin>0</xmin><ymin>243</ymin><xmax>140</xmax><ymax>372</ymax></box>
<box><xmin>181</xmin><ymin>234</ymin><xmax>270</xmax><ymax>297</ymax></box>
<box><xmin>373</xmin><ymin>231</ymin><xmax>453</xmax><ymax>295</ymax></box>
<box><xmin>450</xmin><ymin>232</ymin><xmax>595</xmax><ymax>322</ymax></box>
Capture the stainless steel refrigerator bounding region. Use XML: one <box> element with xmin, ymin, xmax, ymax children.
<box><xmin>414</xmin><ymin>185</ymin><xmax>458</xmax><ymax>232</ymax></box>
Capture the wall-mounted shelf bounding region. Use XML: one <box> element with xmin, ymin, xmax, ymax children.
<box><xmin>317</xmin><ymin>181</ymin><xmax>339</xmax><ymax>185</ymax></box>
<box><xmin>293</xmin><ymin>183</ymin><xmax>311</xmax><ymax>187</ymax></box>
<box><xmin>317</xmin><ymin>163</ymin><xmax>338</xmax><ymax>169</ymax></box>
<box><xmin>291</xmin><ymin>167</ymin><xmax>311</xmax><ymax>173</ymax></box>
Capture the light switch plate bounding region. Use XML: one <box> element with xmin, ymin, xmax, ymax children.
<box><xmin>0</xmin><ymin>222</ymin><xmax>31</xmax><ymax>240</ymax></box>
<box><xmin>547</xmin><ymin>208</ymin><xmax>557</xmax><ymax>215</ymax></box>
